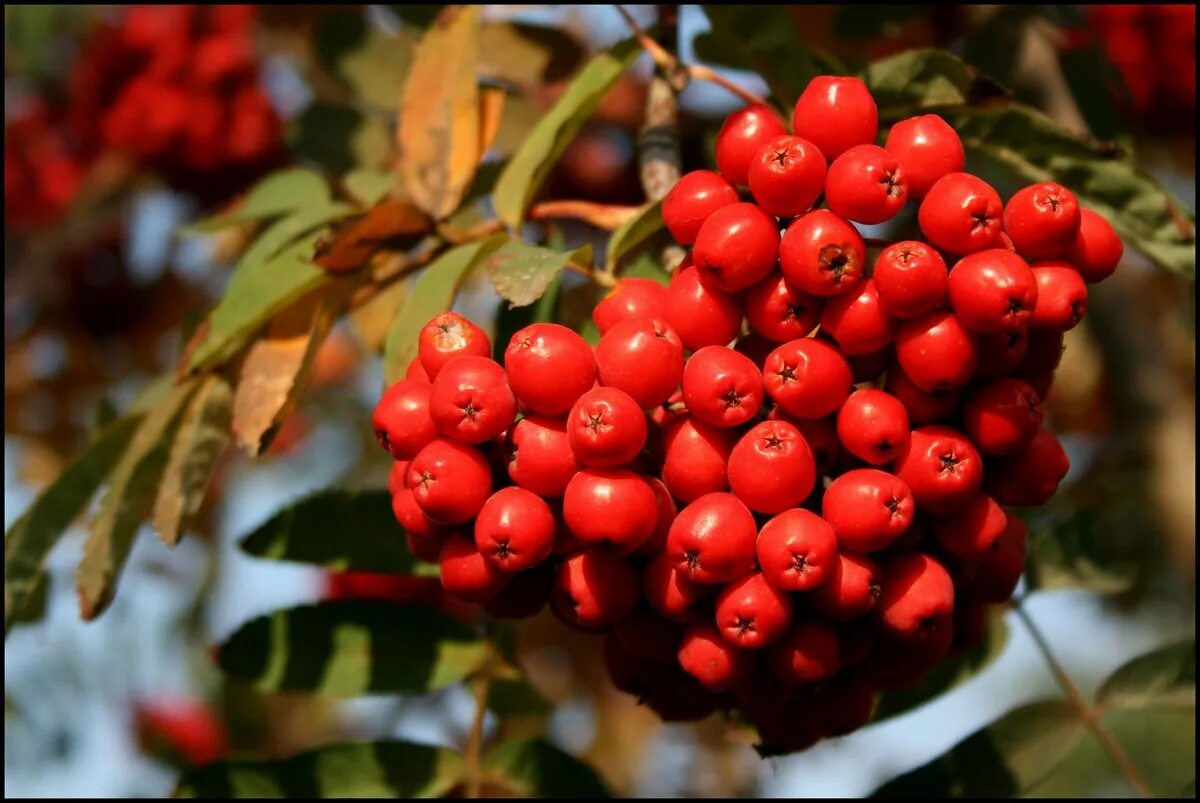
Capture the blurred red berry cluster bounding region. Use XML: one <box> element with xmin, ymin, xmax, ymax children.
<box><xmin>134</xmin><ymin>697</ymin><xmax>227</xmax><ymax>768</ymax></box>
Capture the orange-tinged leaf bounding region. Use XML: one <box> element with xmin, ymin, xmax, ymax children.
<box><xmin>478</xmin><ymin>87</ymin><xmax>507</xmax><ymax>162</ymax></box>
<box><xmin>313</xmin><ymin>200</ymin><xmax>432</xmax><ymax>273</ymax></box>
<box><xmin>397</xmin><ymin>6</ymin><xmax>482</xmax><ymax>220</ymax></box>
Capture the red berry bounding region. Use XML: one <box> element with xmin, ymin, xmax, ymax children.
<box><xmin>894</xmin><ymin>425</ymin><xmax>984</xmax><ymax>514</ymax></box>
<box><xmin>418</xmin><ymin>312</ymin><xmax>491</xmax><ymax>379</ymax></box>
<box><xmin>810</xmin><ymin>552</ymin><xmax>883</xmax><ymax>620</ymax></box>
<box><xmin>633</xmin><ymin>477</ymin><xmax>679</xmax><ymax>558</ymax></box>
<box><xmin>823</xmin><ymin>469</ymin><xmax>915</xmax><ymax>553</ymax></box>
<box><xmin>642</xmin><ymin>550</ymin><xmax>708</xmax><ymax>622</ymax></box>
<box><xmin>504</xmin><ymin>323</ymin><xmax>597</xmax><ymax>415</ymax></box>
<box><xmin>372</xmin><ymin>379</ymin><xmax>437</xmax><ymax>459</ymax></box>
<box><xmin>766</xmin><ymin>619</ymin><xmax>841</xmax><ymax>685</ymax></box>
<box><xmin>974</xmin><ymin>329</ymin><xmax>1029</xmax><ymax>379</ymax></box>
<box><xmin>594</xmin><ymin>277</ymin><xmax>670</xmax><ymax>335</ymax></box>
<box><xmin>948</xmin><ymin>249</ymin><xmax>1039</xmax><ymax>334</ymax></box>
<box><xmin>681</xmin><ymin>346</ymin><xmax>764</xmax><ymax>428</ymax></box>
<box><xmin>962</xmin><ymin>378</ymin><xmax>1043</xmax><ymax>456</ymax></box>
<box><xmin>756</xmin><ymin>509</ymin><xmax>838</xmax><ymax>592</ymax></box>
<box><xmin>883</xmin><ymin>114</ymin><xmax>965</xmax><ymax>201</ymax></box>
<box><xmin>818</xmin><ymin>278</ymin><xmax>897</xmax><ymax>355</ymax></box>
<box><xmin>429</xmin><ymin>356</ymin><xmax>517</xmax><ymax>444</ymax></box>
<box><xmin>873</xmin><ymin>241</ymin><xmax>949</xmax><ymax>319</ymax></box>
<box><xmin>666</xmin><ymin>492</ymin><xmax>758</xmax><ymax>584</ymax></box>
<box><xmin>562</xmin><ymin>468</ymin><xmax>657</xmax><ymax>555</ymax></box>
<box><xmin>615</xmin><ymin>607</ymin><xmax>685</xmax><ymax>662</ymax></box>
<box><xmin>387</xmin><ymin>460</ymin><xmax>409</xmax><ymax>495</ymax></box>
<box><xmin>1028</xmin><ymin>261</ymin><xmax>1088</xmax><ymax>331</ymax></box>
<box><xmin>408</xmin><ymin>439</ymin><xmax>493</xmax><ymax>524</ymax></box>
<box><xmin>836</xmin><ymin>388</ymin><xmax>910</xmax><ymax>465</ymax></box>
<box><xmin>846</xmin><ymin>346</ymin><xmax>893</xmax><ymax>384</ymax></box>
<box><xmin>566</xmin><ymin>386</ymin><xmax>647</xmax><ymax>468</ymax></box>
<box><xmin>825</xmin><ymin>144</ymin><xmax>908</xmax><ymax>225</ymax></box>
<box><xmin>693</xmin><ymin>202</ymin><xmax>781</xmax><ymax>292</ymax></box>
<box><xmin>986</xmin><ymin>426</ymin><xmax>1070</xmax><ymax>507</ymax></box>
<box><xmin>1002</xmin><ymin>182</ymin><xmax>1081</xmax><ymax>259</ymax></box>
<box><xmin>406</xmin><ymin>357</ymin><xmax>431</xmax><ymax>382</ymax></box>
<box><xmin>876</xmin><ymin>552</ymin><xmax>955</xmax><ymax>640</ymax></box>
<box><xmin>664</xmin><ymin>265</ymin><xmax>744</xmax><ymax>351</ymax></box>
<box><xmin>482</xmin><ymin>562</ymin><xmax>554</xmax><ymax>619</ymax></box>
<box><xmin>763</xmin><ymin>337</ymin><xmax>853</xmax><ymax>419</ymax></box>
<box><xmin>918</xmin><ymin>173</ymin><xmax>1004</xmax><ymax>255</ymax></box>
<box><xmin>968</xmin><ymin>514</ymin><xmax>1027</xmax><ymax>602</ymax></box>
<box><xmin>747</xmin><ymin>134</ymin><xmax>827</xmax><ymax>218</ymax></box>
<box><xmin>932</xmin><ymin>493</ymin><xmax>1008</xmax><ymax>561</ymax></box>
<box><xmin>733</xmin><ymin>331</ymin><xmax>778</xmax><ymax>368</ymax></box>
<box><xmin>1016</xmin><ymin>329</ymin><xmax>1066</xmax><ymax>378</ymax></box>
<box><xmin>391</xmin><ymin>486</ymin><xmax>447</xmax><ymax>541</ymax></box>
<box><xmin>715</xmin><ymin>572</ymin><xmax>794</xmax><ymax>649</ymax></box>
<box><xmin>727</xmin><ymin>420</ymin><xmax>816</xmax><ymax>514</ymax></box>
<box><xmin>662</xmin><ymin>169</ymin><xmax>739</xmax><ymax>245</ymax></box>
<box><xmin>1066</xmin><ymin>209</ymin><xmax>1123</xmax><ymax>283</ymax></box>
<box><xmin>771</xmin><ymin>410</ymin><xmax>844</xmax><ymax>474</ymax></box>
<box><xmin>552</xmin><ymin>552</ymin><xmax>640</xmax><ymax>628</ymax></box>
<box><xmin>792</xmin><ymin>75</ymin><xmax>878</xmax><ymax>161</ymax></box>
<box><xmin>744</xmin><ymin>273</ymin><xmax>822</xmax><ymax>343</ymax></box>
<box><xmin>678</xmin><ymin>624</ymin><xmax>754</xmax><ymax>692</ymax></box>
<box><xmin>642</xmin><ymin>667</ymin><xmax>725</xmax><ymax>722</ymax></box>
<box><xmin>895</xmin><ymin>310</ymin><xmax>978</xmax><ymax>392</ymax></box>
<box><xmin>886</xmin><ymin>363</ymin><xmax>963</xmax><ymax>424</ymax></box>
<box><xmin>507</xmin><ymin>414</ymin><xmax>579</xmax><ymax>497</ymax></box>
<box><xmin>714</xmin><ymin>104</ymin><xmax>788</xmax><ymax>186</ymax></box>
<box><xmin>660</xmin><ymin>415</ymin><xmax>736</xmax><ymax>503</ymax></box>
<box><xmin>474</xmin><ymin>487</ymin><xmax>556</xmax><ymax>572</ymax></box>
<box><xmin>595</xmin><ymin>317</ymin><xmax>684</xmax><ymax>409</ymax></box>
<box><xmin>438</xmin><ymin>533</ymin><xmax>511</xmax><ymax>602</ymax></box>
<box><xmin>779</xmin><ymin>210</ymin><xmax>867</xmax><ymax>297</ymax></box>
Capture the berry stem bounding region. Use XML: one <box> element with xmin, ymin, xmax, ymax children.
<box><xmin>463</xmin><ymin>625</ymin><xmax>497</xmax><ymax>798</ymax></box>
<box><xmin>1013</xmin><ymin>600</ymin><xmax>1155</xmax><ymax>798</ymax></box>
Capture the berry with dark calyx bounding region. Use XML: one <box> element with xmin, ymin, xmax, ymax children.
<box><xmin>1028</xmin><ymin>261</ymin><xmax>1088</xmax><ymax>331</ymax></box>
<box><xmin>918</xmin><ymin>172</ymin><xmax>1004</xmax><ymax>256</ymax></box>
<box><xmin>594</xmin><ymin>317</ymin><xmax>684</xmax><ymax>410</ymax></box>
<box><xmin>771</xmin><ymin>410</ymin><xmax>844</xmax><ymax>474</ymax></box>
<box><xmin>947</xmin><ymin>249</ymin><xmax>1039</xmax><ymax>334</ymax></box>
<box><xmin>763</xmin><ymin>337</ymin><xmax>854</xmax><ymax>419</ymax></box>
<box><xmin>727</xmin><ymin>419</ymin><xmax>817</xmax><ymax>514</ymax></box>
<box><xmin>681</xmin><ymin>346</ymin><xmax>764</xmax><ymax>429</ymax></box>
<box><xmin>985</xmin><ymin>425</ymin><xmax>1070</xmax><ymax>507</ymax></box>
<box><xmin>418</xmin><ymin>311</ymin><xmax>491</xmax><ymax>379</ymax></box>
<box><xmin>792</xmin><ymin>75</ymin><xmax>878</xmax><ymax>161</ymax></box>
<box><xmin>438</xmin><ymin>533</ymin><xmax>511</xmax><ymax>602</ymax></box>
<box><xmin>660</xmin><ymin>415</ymin><xmax>737</xmax><ymax>503</ymax></box>
<box><xmin>693</xmin><ymin>202</ymin><xmax>781</xmax><ymax>292</ymax></box>
<box><xmin>748</xmin><ymin>134</ymin><xmax>828</xmax><ymax>218</ymax></box>
<box><xmin>716</xmin><ymin>572</ymin><xmax>794</xmax><ymax>649</ymax></box>
<box><xmin>894</xmin><ymin>425</ymin><xmax>984</xmax><ymax>514</ymax></box>
<box><xmin>818</xmin><ymin>278</ymin><xmax>897</xmax><ymax>356</ymax></box>
<box><xmin>642</xmin><ymin>550</ymin><xmax>709</xmax><ymax>622</ymax></box>
<box><xmin>566</xmin><ymin>386</ymin><xmax>648</xmax><ymax>468</ymax></box>
<box><xmin>715</xmin><ymin>104</ymin><xmax>788</xmax><ymax>187</ymax></box>
<box><xmin>744</xmin><ymin>273</ymin><xmax>822</xmax><ymax>343</ymax></box>
<box><xmin>504</xmin><ymin>323</ymin><xmax>597</xmax><ymax>415</ymax></box>
<box><xmin>1066</xmin><ymin>208</ymin><xmax>1123</xmax><ymax>283</ymax></box>
<box><xmin>678</xmin><ymin>624</ymin><xmax>754</xmax><ymax>692</ymax></box>
<box><xmin>895</xmin><ymin>310</ymin><xmax>978</xmax><ymax>392</ymax></box>
<box><xmin>429</xmin><ymin>356</ymin><xmax>517</xmax><ymax>444</ymax></box>
<box><xmin>408</xmin><ymin>439</ymin><xmax>493</xmax><ymax>525</ymax></box>
<box><xmin>766</xmin><ymin>619</ymin><xmax>841</xmax><ymax>685</ymax></box>
<box><xmin>662</xmin><ymin>169</ymin><xmax>739</xmax><ymax>245</ymax></box>
<box><xmin>667</xmin><ymin>492</ymin><xmax>758</xmax><ymax>585</ymax></box>
<box><xmin>1002</xmin><ymin>182</ymin><xmax>1081</xmax><ymax>260</ymax></box>
<box><xmin>836</xmin><ymin>389</ymin><xmax>910</xmax><ymax>466</ymax></box>
<box><xmin>392</xmin><ymin>486</ymin><xmax>447</xmax><ymax>541</ymax></box>
<box><xmin>372</xmin><ymin>379</ymin><xmax>437</xmax><ymax>459</ymax></box>
<box><xmin>810</xmin><ymin>552</ymin><xmax>883</xmax><ymax>621</ymax></box>
<box><xmin>615</xmin><ymin>607</ymin><xmax>685</xmax><ymax>663</ymax></box>
<box><xmin>962</xmin><ymin>378</ymin><xmax>1043</xmax><ymax>456</ymax></box>
<box><xmin>823</xmin><ymin>469</ymin><xmax>915</xmax><ymax>553</ymax></box>
<box><xmin>563</xmin><ymin>468</ymin><xmax>658</xmax><ymax>555</ymax></box>
<box><xmin>780</xmin><ymin>209</ymin><xmax>867</xmax><ymax>297</ymax></box>
<box><xmin>825</xmin><ymin>144</ymin><xmax>908</xmax><ymax>225</ymax></box>
<box><xmin>932</xmin><ymin>492</ymin><xmax>1008</xmax><ymax>561</ymax></box>
<box><xmin>474</xmin><ymin>487</ymin><xmax>556</xmax><ymax>572</ymax></box>
<box><xmin>884</xmin><ymin>114</ymin><xmax>965</xmax><ymax>201</ymax></box>
<box><xmin>552</xmin><ymin>551</ymin><xmax>640</xmax><ymax>629</ymax></box>
<box><xmin>873</xmin><ymin>240</ymin><xmax>949</xmax><ymax>320</ymax></box>
<box><xmin>664</xmin><ymin>264</ymin><xmax>744</xmax><ymax>351</ymax></box>
<box><xmin>757</xmin><ymin>508</ymin><xmax>839</xmax><ymax>592</ymax></box>
<box><xmin>876</xmin><ymin>552</ymin><xmax>955</xmax><ymax>640</ymax></box>
<box><xmin>594</xmin><ymin>277</ymin><xmax>670</xmax><ymax>335</ymax></box>
<box><xmin>507</xmin><ymin>414</ymin><xmax>579</xmax><ymax>498</ymax></box>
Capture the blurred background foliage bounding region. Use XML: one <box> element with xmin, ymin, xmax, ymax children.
<box><xmin>3</xmin><ymin>4</ymin><xmax>1195</xmax><ymax>798</ymax></box>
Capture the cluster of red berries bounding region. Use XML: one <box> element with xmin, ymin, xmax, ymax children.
<box><xmin>372</xmin><ymin>75</ymin><xmax>1124</xmax><ymax>752</ymax></box>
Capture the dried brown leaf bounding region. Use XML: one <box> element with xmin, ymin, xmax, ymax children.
<box><xmin>312</xmin><ymin>200</ymin><xmax>432</xmax><ymax>273</ymax></box>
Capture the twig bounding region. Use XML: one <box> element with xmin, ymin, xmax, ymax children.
<box><xmin>688</xmin><ymin>63</ymin><xmax>767</xmax><ymax>108</ymax></box>
<box><xmin>463</xmin><ymin>627</ymin><xmax>497</xmax><ymax>798</ymax></box>
<box><xmin>1013</xmin><ymin>600</ymin><xmax>1155</xmax><ymax>798</ymax></box>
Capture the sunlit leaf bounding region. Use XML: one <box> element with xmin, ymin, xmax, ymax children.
<box><xmin>606</xmin><ymin>201</ymin><xmax>663</xmax><ymax>272</ymax></box>
<box><xmin>315</xmin><ymin>11</ymin><xmax>416</xmax><ymax>109</ymax></box>
<box><xmin>492</xmin><ymin>273</ymin><xmax>563</xmax><ymax>362</ymax></box>
<box><xmin>485</xmin><ymin>738</ymin><xmax>611</xmax><ymax>798</ymax></box>
<box><xmin>477</xmin><ymin>86</ymin><xmax>507</xmax><ymax>161</ymax></box>
<box><xmin>861</xmin><ymin>48</ymin><xmax>1007</xmax><ymax>120</ymax></box>
<box><xmin>183</xmin><ymin>169</ymin><xmax>332</xmax><ymax>234</ymax></box>
<box><xmin>313</xmin><ymin>200</ymin><xmax>433</xmax><ymax>273</ymax></box>
<box><xmin>343</xmin><ymin>170</ymin><xmax>396</xmax><ymax>208</ymax></box>
<box><xmin>1098</xmin><ymin>640</ymin><xmax>1195</xmax><ymax>713</ymax></box>
<box><xmin>489</xmin><ymin>241</ymin><xmax>593</xmax><ymax>308</ymax></box>
<box><xmin>477</xmin><ymin>21</ymin><xmax>586</xmax><ymax>87</ymax></box>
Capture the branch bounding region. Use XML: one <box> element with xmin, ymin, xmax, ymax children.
<box><xmin>463</xmin><ymin>626</ymin><xmax>497</xmax><ymax>798</ymax></box>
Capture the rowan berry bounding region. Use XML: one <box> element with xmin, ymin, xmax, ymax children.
<box><xmin>1028</xmin><ymin>261</ymin><xmax>1088</xmax><ymax>331</ymax></box>
<box><xmin>918</xmin><ymin>173</ymin><xmax>1003</xmax><ymax>255</ymax></box>
<box><xmin>562</xmin><ymin>468</ymin><xmax>658</xmax><ymax>555</ymax></box>
<box><xmin>666</xmin><ymin>492</ymin><xmax>758</xmax><ymax>584</ymax></box>
<box><xmin>763</xmin><ymin>337</ymin><xmax>853</xmax><ymax>419</ymax></box>
<box><xmin>744</xmin><ymin>273</ymin><xmax>822</xmax><ymax>343</ymax></box>
<box><xmin>408</xmin><ymin>439</ymin><xmax>493</xmax><ymax>525</ymax></box>
<box><xmin>715</xmin><ymin>572</ymin><xmax>794</xmax><ymax>649</ymax></box>
<box><xmin>836</xmin><ymin>388</ymin><xmax>910</xmax><ymax>465</ymax></box>
<box><xmin>715</xmin><ymin>104</ymin><xmax>788</xmax><ymax>186</ymax></box>
<box><xmin>506</xmin><ymin>414</ymin><xmax>579</xmax><ymax>498</ymax></box>
<box><xmin>748</xmin><ymin>134</ymin><xmax>827</xmax><ymax>218</ymax></box>
<box><xmin>418</xmin><ymin>311</ymin><xmax>491</xmax><ymax>379</ymax></box>
<box><xmin>681</xmin><ymin>346</ymin><xmax>764</xmax><ymax>428</ymax></box>
<box><xmin>947</xmin><ymin>249</ymin><xmax>1039</xmax><ymax>334</ymax></box>
<box><xmin>474</xmin><ymin>487</ymin><xmax>556</xmax><ymax>572</ymax></box>
<box><xmin>372</xmin><ymin>379</ymin><xmax>437</xmax><ymax>459</ymax></box>
<box><xmin>873</xmin><ymin>240</ymin><xmax>948</xmax><ymax>319</ymax></box>
<box><xmin>662</xmin><ymin>169</ymin><xmax>739</xmax><ymax>245</ymax></box>
<box><xmin>961</xmin><ymin>378</ymin><xmax>1042</xmax><ymax>456</ymax></box>
<box><xmin>659</xmin><ymin>415</ymin><xmax>736</xmax><ymax>503</ymax></box>
<box><xmin>884</xmin><ymin>114</ymin><xmax>965</xmax><ymax>201</ymax></box>
<box><xmin>823</xmin><ymin>469</ymin><xmax>915</xmax><ymax>553</ymax></box>
<box><xmin>438</xmin><ymin>533</ymin><xmax>511</xmax><ymax>602</ymax></box>
<box><xmin>693</xmin><ymin>202</ymin><xmax>781</xmax><ymax>292</ymax></box>
<box><xmin>818</xmin><ymin>278</ymin><xmax>897</xmax><ymax>355</ymax></box>
<box><xmin>566</xmin><ymin>386</ymin><xmax>647</xmax><ymax>468</ymax></box>
<box><xmin>552</xmin><ymin>552</ymin><xmax>640</xmax><ymax>628</ymax></box>
<box><xmin>594</xmin><ymin>277</ymin><xmax>670</xmax><ymax>335</ymax></box>
<box><xmin>756</xmin><ymin>508</ymin><xmax>839</xmax><ymax>592</ymax></box>
<box><xmin>1002</xmin><ymin>181</ymin><xmax>1081</xmax><ymax>259</ymax></box>
<box><xmin>428</xmin><ymin>356</ymin><xmax>517</xmax><ymax>444</ymax></box>
<box><xmin>504</xmin><ymin>323</ymin><xmax>597</xmax><ymax>415</ymax></box>
<box><xmin>825</xmin><ymin>144</ymin><xmax>908</xmax><ymax>225</ymax></box>
<box><xmin>678</xmin><ymin>624</ymin><xmax>754</xmax><ymax>691</ymax></box>
<box><xmin>893</xmin><ymin>425</ymin><xmax>984</xmax><ymax>514</ymax></box>
<box><xmin>727</xmin><ymin>420</ymin><xmax>817</xmax><ymax>514</ymax></box>
<box><xmin>664</xmin><ymin>265</ymin><xmax>744</xmax><ymax>351</ymax></box>
<box><xmin>779</xmin><ymin>210</ymin><xmax>866</xmax><ymax>297</ymax></box>
<box><xmin>594</xmin><ymin>317</ymin><xmax>684</xmax><ymax>409</ymax></box>
<box><xmin>895</xmin><ymin>310</ymin><xmax>978</xmax><ymax>392</ymax></box>
<box><xmin>1066</xmin><ymin>208</ymin><xmax>1123</xmax><ymax>283</ymax></box>
<box><xmin>792</xmin><ymin>75</ymin><xmax>878</xmax><ymax>160</ymax></box>
<box><xmin>810</xmin><ymin>553</ymin><xmax>883</xmax><ymax>621</ymax></box>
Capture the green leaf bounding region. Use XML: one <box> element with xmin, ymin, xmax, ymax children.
<box><xmin>605</xmin><ymin>201</ymin><xmax>663</xmax><ymax>272</ymax></box>
<box><xmin>487</xmin><ymin>679</ymin><xmax>554</xmax><ymax>717</ymax></box>
<box><xmin>1098</xmin><ymin>640</ymin><xmax>1195</xmax><ymax>713</ymax></box>
<box><xmin>382</xmin><ymin>235</ymin><xmax>507</xmax><ymax>384</ymax></box>
<box><xmin>493</xmin><ymin>37</ymin><xmax>641</xmax><ymax>229</ymax></box>
<box><xmin>616</xmin><ymin>250</ymin><xmax>670</xmax><ymax>284</ymax></box>
<box><xmin>872</xmin><ymin>700</ymin><xmax>1083</xmax><ymax>797</ymax></box>
<box><xmin>314</xmin><ymin>12</ymin><xmax>416</xmax><ymax>109</ymax></box>
<box><xmin>216</xmin><ymin>600</ymin><xmax>486</xmax><ymax>696</ymax></box>
<box><xmin>861</xmin><ymin>48</ymin><xmax>1007</xmax><ymax>121</ymax></box>
<box><xmin>239</xmin><ymin>202</ymin><xmax>356</xmax><ymax>272</ymax></box>
<box><xmin>4</xmin><ymin>416</ymin><xmax>142</xmax><ymax>634</ymax></box>
<box><xmin>491</xmin><ymin>273</ymin><xmax>564</xmax><ymax>362</ymax></box>
<box><xmin>344</xmin><ymin>170</ymin><xmax>396</xmax><ymax>208</ymax></box>
<box><xmin>489</xmin><ymin>241</ymin><xmax>593</xmax><ymax>308</ymax></box>
<box><xmin>485</xmin><ymin>738</ymin><xmax>612</xmax><ymax>798</ymax></box>
<box><xmin>1024</xmin><ymin>509</ymin><xmax>1139</xmax><ymax>596</ymax></box>
<box><xmin>176</xmin><ymin>741</ymin><xmax>464</xmax><ymax>798</ymax></box>
<box><xmin>184</xmin><ymin>169</ymin><xmax>332</xmax><ymax>234</ymax></box>
<box><xmin>288</xmin><ymin>102</ymin><xmax>392</xmax><ymax>174</ymax></box>
<box><xmin>948</xmin><ymin>104</ymin><xmax>1196</xmax><ymax>278</ymax></box>
<box><xmin>872</xmin><ymin>609</ymin><xmax>1010</xmax><ymax>723</ymax></box>
<box><xmin>239</xmin><ymin>490</ymin><xmax>415</xmax><ymax>573</ymax></box>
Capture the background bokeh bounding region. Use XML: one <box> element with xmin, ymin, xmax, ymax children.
<box><xmin>4</xmin><ymin>5</ymin><xmax>1195</xmax><ymax>797</ymax></box>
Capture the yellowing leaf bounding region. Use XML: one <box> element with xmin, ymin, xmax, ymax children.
<box><xmin>312</xmin><ymin>200</ymin><xmax>433</xmax><ymax>273</ymax></box>
<box><xmin>478</xmin><ymin>87</ymin><xmax>507</xmax><ymax>161</ymax></box>
<box><xmin>489</xmin><ymin>241</ymin><xmax>593</xmax><ymax>308</ymax></box>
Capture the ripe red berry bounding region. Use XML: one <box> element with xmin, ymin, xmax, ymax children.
<box><xmin>693</xmin><ymin>202</ymin><xmax>781</xmax><ymax>292</ymax></box>
<box><xmin>438</xmin><ymin>533</ymin><xmax>511</xmax><ymax>602</ymax></box>
<box><xmin>474</xmin><ymin>487</ymin><xmax>556</xmax><ymax>572</ymax></box>
<box><xmin>885</xmin><ymin>363</ymin><xmax>963</xmax><ymax>424</ymax></box>
<box><xmin>1016</xmin><ymin>329</ymin><xmax>1066</xmax><ymax>378</ymax></box>
<box><xmin>594</xmin><ymin>277</ymin><xmax>670</xmax><ymax>335</ymax></box>
<box><xmin>406</xmin><ymin>528</ymin><xmax>447</xmax><ymax>564</ymax></box>
<box><xmin>962</xmin><ymin>378</ymin><xmax>1043</xmax><ymax>456</ymax></box>
<box><xmin>763</xmin><ymin>337</ymin><xmax>853</xmax><ymax>419</ymax></box>
<box><xmin>662</xmin><ymin>169</ymin><xmax>739</xmax><ymax>245</ymax></box>
<box><xmin>506</xmin><ymin>414</ymin><xmax>579</xmax><ymax>497</ymax></box>
<box><xmin>678</xmin><ymin>624</ymin><xmax>754</xmax><ymax>692</ymax></box>
<box><xmin>406</xmin><ymin>357</ymin><xmax>431</xmax><ymax>382</ymax></box>
<box><xmin>766</xmin><ymin>619</ymin><xmax>841</xmax><ymax>685</ymax></box>
<box><xmin>947</xmin><ymin>249</ymin><xmax>1039</xmax><ymax>334</ymax></box>
<box><xmin>1066</xmin><ymin>209</ymin><xmax>1123</xmax><ymax>283</ymax></box>
<box><xmin>552</xmin><ymin>552</ymin><xmax>640</xmax><ymax>628</ymax></box>
<box><xmin>792</xmin><ymin>75</ymin><xmax>878</xmax><ymax>161</ymax></box>
<box><xmin>504</xmin><ymin>323</ymin><xmax>597</xmax><ymax>415</ymax></box>
<box><xmin>681</xmin><ymin>346</ymin><xmax>764</xmax><ymax>428</ymax></box>
<box><xmin>986</xmin><ymin>425</ymin><xmax>1070</xmax><ymax>507</ymax></box>
<box><xmin>664</xmin><ymin>265</ymin><xmax>744</xmax><ymax>351</ymax></box>
<box><xmin>566</xmin><ymin>386</ymin><xmax>647</xmax><ymax>467</ymax></box>
<box><xmin>562</xmin><ymin>468</ymin><xmax>658</xmax><ymax>555</ymax></box>
<box><xmin>615</xmin><ymin>607</ymin><xmax>685</xmax><ymax>663</ymax></box>
<box><xmin>388</xmin><ymin>460</ymin><xmax>409</xmax><ymax>495</ymax></box>
<box><xmin>883</xmin><ymin>114</ymin><xmax>965</xmax><ymax>201</ymax></box>
<box><xmin>747</xmin><ymin>134</ymin><xmax>827</xmax><ymax>218</ymax></box>
<box><xmin>714</xmin><ymin>104</ymin><xmax>788</xmax><ymax>186</ymax></box>
<box><xmin>895</xmin><ymin>310</ymin><xmax>978</xmax><ymax>392</ymax></box>
<box><xmin>667</xmin><ymin>492</ymin><xmax>758</xmax><ymax>584</ymax></box>
<box><xmin>372</xmin><ymin>379</ymin><xmax>437</xmax><ymax>459</ymax></box>
<box><xmin>836</xmin><ymin>388</ymin><xmax>910</xmax><ymax>465</ymax></box>
<box><xmin>918</xmin><ymin>173</ymin><xmax>1004</xmax><ymax>255</ymax></box>
<box><xmin>894</xmin><ymin>425</ymin><xmax>984</xmax><ymax>514</ymax></box>
<box><xmin>594</xmin><ymin>317</ymin><xmax>684</xmax><ymax>410</ymax></box>
<box><xmin>968</xmin><ymin>514</ymin><xmax>1028</xmax><ymax>603</ymax></box>
<box><xmin>823</xmin><ymin>469</ymin><xmax>915</xmax><ymax>553</ymax></box>
<box><xmin>1028</xmin><ymin>261</ymin><xmax>1088</xmax><ymax>331</ymax></box>
<box><xmin>727</xmin><ymin>420</ymin><xmax>816</xmax><ymax>514</ymax></box>
<box><xmin>408</xmin><ymin>439</ymin><xmax>493</xmax><ymax>524</ymax></box>
<box><xmin>429</xmin><ymin>356</ymin><xmax>517</xmax><ymax>444</ymax></box>
<box><xmin>818</xmin><ymin>278</ymin><xmax>897</xmax><ymax>355</ymax></box>
<box><xmin>633</xmin><ymin>477</ymin><xmax>679</xmax><ymax>558</ymax></box>
<box><xmin>716</xmin><ymin>572</ymin><xmax>794</xmax><ymax>649</ymax></box>
<box><xmin>660</xmin><ymin>415</ymin><xmax>736</xmax><ymax>503</ymax></box>
<box><xmin>744</xmin><ymin>273</ymin><xmax>822</xmax><ymax>343</ymax></box>
<box><xmin>873</xmin><ymin>241</ymin><xmax>948</xmax><ymax>320</ymax></box>
<box><xmin>642</xmin><ymin>550</ymin><xmax>708</xmax><ymax>622</ymax></box>
<box><xmin>876</xmin><ymin>552</ymin><xmax>955</xmax><ymax>640</ymax></box>
<box><xmin>391</xmin><ymin>482</ymin><xmax>446</xmax><ymax>537</ymax></box>
<box><xmin>756</xmin><ymin>508</ymin><xmax>838</xmax><ymax>592</ymax></box>
<box><xmin>1002</xmin><ymin>182</ymin><xmax>1081</xmax><ymax>259</ymax></box>
<box><xmin>825</xmin><ymin>144</ymin><xmax>908</xmax><ymax>224</ymax></box>
<box><xmin>779</xmin><ymin>210</ymin><xmax>866</xmax><ymax>297</ymax></box>
<box><xmin>974</xmin><ymin>329</ymin><xmax>1029</xmax><ymax>379</ymax></box>
<box><xmin>810</xmin><ymin>553</ymin><xmax>883</xmax><ymax>620</ymax></box>
<box><xmin>418</xmin><ymin>311</ymin><xmax>491</xmax><ymax>379</ymax></box>
<box><xmin>932</xmin><ymin>493</ymin><xmax>1008</xmax><ymax>561</ymax></box>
